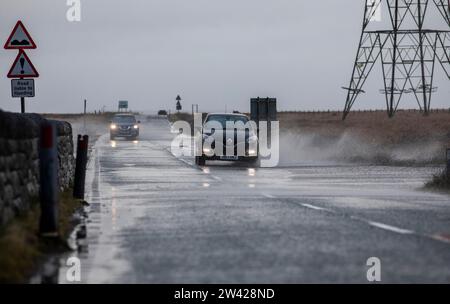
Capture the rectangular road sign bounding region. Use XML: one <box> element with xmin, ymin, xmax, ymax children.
<box><xmin>250</xmin><ymin>97</ymin><xmax>277</xmax><ymax>121</ymax></box>
<box><xmin>11</xmin><ymin>79</ymin><xmax>35</xmax><ymax>98</ymax></box>
<box><xmin>118</xmin><ymin>100</ymin><xmax>128</xmax><ymax>109</ymax></box>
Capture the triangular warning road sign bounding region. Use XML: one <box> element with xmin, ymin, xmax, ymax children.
<box><xmin>7</xmin><ymin>50</ymin><xmax>39</xmax><ymax>78</ymax></box>
<box><xmin>4</xmin><ymin>21</ymin><xmax>37</xmax><ymax>49</ymax></box>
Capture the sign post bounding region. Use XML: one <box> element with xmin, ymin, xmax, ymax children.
<box><xmin>191</xmin><ymin>104</ymin><xmax>199</xmax><ymax>116</ymax></box>
<box><xmin>4</xmin><ymin>21</ymin><xmax>38</xmax><ymax>113</ymax></box>
<box><xmin>21</xmin><ymin>97</ymin><xmax>25</xmax><ymax>113</ymax></box>
<box><xmin>11</xmin><ymin>79</ymin><xmax>35</xmax><ymax>112</ymax></box>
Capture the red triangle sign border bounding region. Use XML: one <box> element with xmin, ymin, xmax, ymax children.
<box><xmin>4</xmin><ymin>20</ymin><xmax>37</xmax><ymax>50</ymax></box>
<box><xmin>7</xmin><ymin>49</ymin><xmax>40</xmax><ymax>78</ymax></box>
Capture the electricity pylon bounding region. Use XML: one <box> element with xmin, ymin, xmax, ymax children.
<box><xmin>342</xmin><ymin>0</ymin><xmax>450</xmax><ymax>119</ymax></box>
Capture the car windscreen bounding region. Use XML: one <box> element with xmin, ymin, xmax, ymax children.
<box><xmin>205</xmin><ymin>115</ymin><xmax>250</xmax><ymax>128</ymax></box>
<box><xmin>113</xmin><ymin>116</ymin><xmax>136</xmax><ymax>123</ymax></box>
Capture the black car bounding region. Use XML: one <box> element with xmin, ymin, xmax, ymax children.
<box><xmin>110</xmin><ymin>114</ymin><xmax>140</xmax><ymax>140</ymax></box>
<box><xmin>195</xmin><ymin>113</ymin><xmax>259</xmax><ymax>166</ymax></box>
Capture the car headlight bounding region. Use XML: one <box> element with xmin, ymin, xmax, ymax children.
<box><xmin>248</xmin><ymin>149</ymin><xmax>257</xmax><ymax>156</ymax></box>
<box><xmin>246</xmin><ymin>135</ymin><xmax>258</xmax><ymax>143</ymax></box>
<box><xmin>110</xmin><ymin>124</ymin><xmax>117</xmax><ymax>130</ymax></box>
<box><xmin>133</xmin><ymin>125</ymin><xmax>139</xmax><ymax>129</ymax></box>
<box><xmin>203</xmin><ymin>147</ymin><xmax>215</xmax><ymax>156</ymax></box>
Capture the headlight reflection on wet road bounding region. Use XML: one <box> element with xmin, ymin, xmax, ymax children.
<box><xmin>248</xmin><ymin>168</ymin><xmax>256</xmax><ymax>177</ymax></box>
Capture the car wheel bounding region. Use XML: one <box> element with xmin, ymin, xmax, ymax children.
<box><xmin>196</xmin><ymin>155</ymin><xmax>206</xmax><ymax>166</ymax></box>
<box><xmin>250</xmin><ymin>157</ymin><xmax>260</xmax><ymax>168</ymax></box>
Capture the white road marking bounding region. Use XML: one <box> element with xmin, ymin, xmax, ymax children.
<box><xmin>165</xmin><ymin>140</ymin><xmax>449</xmax><ymax>246</ymax></box>
<box><xmin>167</xmin><ymin>148</ymin><xmax>224</xmax><ymax>181</ymax></box>
<box><xmin>178</xmin><ymin>158</ymin><xmax>194</xmax><ymax>167</ymax></box>
<box><xmin>211</xmin><ymin>175</ymin><xmax>222</xmax><ymax>181</ymax></box>
<box><xmin>430</xmin><ymin>234</ymin><xmax>450</xmax><ymax>244</ymax></box>
<box><xmin>301</xmin><ymin>203</ymin><xmax>328</xmax><ymax>211</ymax></box>
<box><xmin>270</xmin><ymin>196</ymin><xmax>450</xmax><ymax>246</ymax></box>
<box><xmin>367</xmin><ymin>221</ymin><xmax>414</xmax><ymax>235</ymax></box>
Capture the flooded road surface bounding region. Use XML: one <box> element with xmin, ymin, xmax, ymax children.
<box><xmin>61</xmin><ymin>117</ymin><xmax>450</xmax><ymax>283</ymax></box>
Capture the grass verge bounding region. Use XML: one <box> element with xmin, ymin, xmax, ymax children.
<box><xmin>0</xmin><ymin>190</ymin><xmax>82</xmax><ymax>283</ymax></box>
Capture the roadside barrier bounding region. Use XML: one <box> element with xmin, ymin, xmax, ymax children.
<box><xmin>73</xmin><ymin>135</ymin><xmax>89</xmax><ymax>200</ymax></box>
<box><xmin>39</xmin><ymin>121</ymin><xmax>59</xmax><ymax>236</ymax></box>
<box><xmin>447</xmin><ymin>148</ymin><xmax>450</xmax><ymax>178</ymax></box>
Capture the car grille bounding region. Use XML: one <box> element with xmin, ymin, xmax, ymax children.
<box><xmin>209</xmin><ymin>130</ymin><xmax>252</xmax><ymax>156</ymax></box>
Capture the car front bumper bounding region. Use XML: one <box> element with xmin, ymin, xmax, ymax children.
<box><xmin>111</xmin><ymin>128</ymin><xmax>139</xmax><ymax>137</ymax></box>
<box><xmin>203</xmin><ymin>155</ymin><xmax>258</xmax><ymax>162</ymax></box>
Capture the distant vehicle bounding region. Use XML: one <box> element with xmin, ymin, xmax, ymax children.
<box><xmin>110</xmin><ymin>114</ymin><xmax>140</xmax><ymax>140</ymax></box>
<box><xmin>158</xmin><ymin>110</ymin><xmax>168</xmax><ymax>116</ymax></box>
<box><xmin>195</xmin><ymin>113</ymin><xmax>259</xmax><ymax>166</ymax></box>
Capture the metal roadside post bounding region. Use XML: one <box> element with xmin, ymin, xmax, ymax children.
<box><xmin>83</xmin><ymin>99</ymin><xmax>87</xmax><ymax>132</ymax></box>
<box><xmin>192</xmin><ymin>104</ymin><xmax>199</xmax><ymax>116</ymax></box>
<box><xmin>39</xmin><ymin>121</ymin><xmax>59</xmax><ymax>237</ymax></box>
<box><xmin>73</xmin><ymin>135</ymin><xmax>89</xmax><ymax>200</ymax></box>
<box><xmin>447</xmin><ymin>148</ymin><xmax>450</xmax><ymax>178</ymax></box>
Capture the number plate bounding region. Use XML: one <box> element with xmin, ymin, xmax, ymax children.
<box><xmin>220</xmin><ymin>156</ymin><xmax>239</xmax><ymax>161</ymax></box>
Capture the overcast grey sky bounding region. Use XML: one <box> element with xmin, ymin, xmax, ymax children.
<box><xmin>0</xmin><ymin>0</ymin><xmax>448</xmax><ymax>114</ymax></box>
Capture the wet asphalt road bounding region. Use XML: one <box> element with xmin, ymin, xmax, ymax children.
<box><xmin>62</xmin><ymin>117</ymin><xmax>450</xmax><ymax>283</ymax></box>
